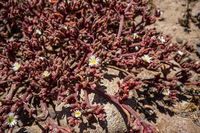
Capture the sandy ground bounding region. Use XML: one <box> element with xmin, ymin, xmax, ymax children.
<box><xmin>146</xmin><ymin>0</ymin><xmax>200</xmax><ymax>131</ymax></box>
<box><xmin>148</xmin><ymin>0</ymin><xmax>200</xmax><ymax>47</ymax></box>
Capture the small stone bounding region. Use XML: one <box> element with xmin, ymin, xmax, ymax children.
<box><xmin>181</xmin><ymin>2</ymin><xmax>186</xmax><ymax>6</ymax></box>
<box><xmin>197</xmin><ymin>42</ymin><xmax>200</xmax><ymax>47</ymax></box>
<box><xmin>176</xmin><ymin>81</ymin><xmax>182</xmax><ymax>86</ymax></box>
<box><xmin>196</xmin><ymin>42</ymin><xmax>200</xmax><ymax>55</ymax></box>
<box><xmin>180</xmin><ymin>86</ymin><xmax>186</xmax><ymax>92</ymax></box>
<box><xmin>158</xmin><ymin>17</ymin><xmax>165</xmax><ymax>21</ymax></box>
<box><xmin>8</xmin><ymin>37</ymin><xmax>16</xmax><ymax>42</ymax></box>
<box><xmin>48</xmin><ymin>108</ymin><xmax>56</xmax><ymax>119</ymax></box>
<box><xmin>172</xmin><ymin>25</ymin><xmax>177</xmax><ymax>31</ymax></box>
<box><xmin>135</xmin><ymin>19</ymin><xmax>142</xmax><ymax>25</ymax></box>
<box><xmin>197</xmin><ymin>12</ymin><xmax>200</xmax><ymax>21</ymax></box>
<box><xmin>134</xmin><ymin>16</ymin><xmax>142</xmax><ymax>24</ymax></box>
<box><xmin>17</xmin><ymin>120</ymin><xmax>23</xmax><ymax>127</ymax></box>
<box><xmin>176</xmin><ymin>37</ymin><xmax>183</xmax><ymax>44</ymax></box>
<box><xmin>195</xmin><ymin>122</ymin><xmax>200</xmax><ymax>127</ymax></box>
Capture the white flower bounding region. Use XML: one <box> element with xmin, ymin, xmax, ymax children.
<box><xmin>66</xmin><ymin>90</ymin><xmax>70</xmax><ymax>96</ymax></box>
<box><xmin>142</xmin><ymin>55</ymin><xmax>152</xmax><ymax>63</ymax></box>
<box><xmin>36</xmin><ymin>29</ymin><xmax>42</xmax><ymax>35</ymax></box>
<box><xmin>178</xmin><ymin>50</ymin><xmax>183</xmax><ymax>56</ymax></box>
<box><xmin>43</xmin><ymin>71</ymin><xmax>50</xmax><ymax>77</ymax></box>
<box><xmin>64</xmin><ymin>25</ymin><xmax>68</xmax><ymax>30</ymax></box>
<box><xmin>135</xmin><ymin>46</ymin><xmax>139</xmax><ymax>51</ymax></box>
<box><xmin>158</xmin><ymin>36</ymin><xmax>165</xmax><ymax>44</ymax></box>
<box><xmin>157</xmin><ymin>9</ymin><xmax>163</xmax><ymax>15</ymax></box>
<box><xmin>13</xmin><ymin>62</ymin><xmax>20</xmax><ymax>71</ymax></box>
<box><xmin>89</xmin><ymin>56</ymin><xmax>100</xmax><ymax>67</ymax></box>
<box><xmin>38</xmin><ymin>56</ymin><xmax>44</xmax><ymax>61</ymax></box>
<box><xmin>133</xmin><ymin>33</ymin><xmax>139</xmax><ymax>39</ymax></box>
<box><xmin>162</xmin><ymin>89</ymin><xmax>170</xmax><ymax>96</ymax></box>
<box><xmin>105</xmin><ymin>61</ymin><xmax>110</xmax><ymax>64</ymax></box>
<box><xmin>169</xmin><ymin>43</ymin><xmax>173</xmax><ymax>47</ymax></box>
<box><xmin>5</xmin><ymin>113</ymin><xmax>18</xmax><ymax>127</ymax></box>
<box><xmin>74</xmin><ymin>110</ymin><xmax>81</xmax><ymax>118</ymax></box>
<box><xmin>127</xmin><ymin>2</ymin><xmax>133</xmax><ymax>7</ymax></box>
<box><xmin>0</xmin><ymin>101</ymin><xmax>2</xmax><ymax>106</ymax></box>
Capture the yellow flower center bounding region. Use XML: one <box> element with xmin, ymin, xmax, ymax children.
<box><xmin>16</xmin><ymin>64</ymin><xmax>20</xmax><ymax>69</ymax></box>
<box><xmin>163</xmin><ymin>89</ymin><xmax>167</xmax><ymax>93</ymax></box>
<box><xmin>75</xmin><ymin>111</ymin><xmax>81</xmax><ymax>116</ymax></box>
<box><xmin>0</xmin><ymin>101</ymin><xmax>2</xmax><ymax>105</ymax></box>
<box><xmin>134</xmin><ymin>35</ymin><xmax>137</xmax><ymax>38</ymax></box>
<box><xmin>66</xmin><ymin>90</ymin><xmax>70</xmax><ymax>95</ymax></box>
<box><xmin>45</xmin><ymin>72</ymin><xmax>49</xmax><ymax>76</ymax></box>
<box><xmin>8</xmin><ymin>116</ymin><xmax>15</xmax><ymax>123</ymax></box>
<box><xmin>90</xmin><ymin>59</ymin><xmax>96</xmax><ymax>64</ymax></box>
<box><xmin>144</xmin><ymin>57</ymin><xmax>149</xmax><ymax>62</ymax></box>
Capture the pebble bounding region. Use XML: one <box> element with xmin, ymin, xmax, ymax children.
<box><xmin>135</xmin><ymin>19</ymin><xmax>142</xmax><ymax>25</ymax></box>
<box><xmin>8</xmin><ymin>37</ymin><xmax>16</xmax><ymax>42</ymax></box>
<box><xmin>197</xmin><ymin>12</ymin><xmax>200</xmax><ymax>21</ymax></box>
<box><xmin>176</xmin><ymin>37</ymin><xmax>183</xmax><ymax>44</ymax></box>
<box><xmin>158</xmin><ymin>17</ymin><xmax>165</xmax><ymax>21</ymax></box>
<box><xmin>195</xmin><ymin>122</ymin><xmax>200</xmax><ymax>127</ymax></box>
<box><xmin>196</xmin><ymin>42</ymin><xmax>200</xmax><ymax>55</ymax></box>
<box><xmin>172</xmin><ymin>25</ymin><xmax>177</xmax><ymax>31</ymax></box>
<box><xmin>176</xmin><ymin>81</ymin><xmax>182</xmax><ymax>86</ymax></box>
<box><xmin>197</xmin><ymin>42</ymin><xmax>200</xmax><ymax>47</ymax></box>
<box><xmin>134</xmin><ymin>16</ymin><xmax>142</xmax><ymax>25</ymax></box>
<box><xmin>181</xmin><ymin>2</ymin><xmax>186</xmax><ymax>6</ymax></box>
<box><xmin>48</xmin><ymin>108</ymin><xmax>56</xmax><ymax>119</ymax></box>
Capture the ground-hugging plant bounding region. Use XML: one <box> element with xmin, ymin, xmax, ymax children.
<box><xmin>0</xmin><ymin>0</ymin><xmax>200</xmax><ymax>132</ymax></box>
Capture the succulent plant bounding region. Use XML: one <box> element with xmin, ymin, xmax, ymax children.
<box><xmin>0</xmin><ymin>0</ymin><xmax>199</xmax><ymax>132</ymax></box>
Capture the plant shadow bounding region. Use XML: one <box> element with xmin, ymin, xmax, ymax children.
<box><xmin>96</xmin><ymin>66</ymin><xmax>188</xmax><ymax>126</ymax></box>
